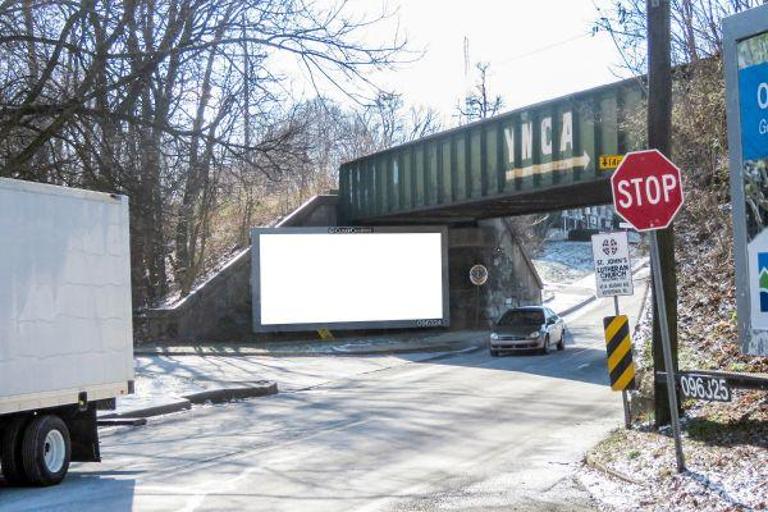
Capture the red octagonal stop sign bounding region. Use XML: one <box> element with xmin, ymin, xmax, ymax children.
<box><xmin>610</xmin><ymin>149</ymin><xmax>684</xmax><ymax>232</ymax></box>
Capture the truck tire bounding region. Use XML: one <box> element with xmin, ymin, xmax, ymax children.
<box><xmin>1</xmin><ymin>416</ymin><xmax>30</xmax><ymax>485</ymax></box>
<box><xmin>21</xmin><ymin>415</ymin><xmax>71</xmax><ymax>486</ymax></box>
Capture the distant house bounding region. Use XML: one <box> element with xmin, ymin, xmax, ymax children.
<box><xmin>560</xmin><ymin>206</ymin><xmax>618</xmax><ymax>233</ymax></box>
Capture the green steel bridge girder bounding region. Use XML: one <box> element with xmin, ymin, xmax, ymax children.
<box><xmin>339</xmin><ymin>78</ymin><xmax>645</xmax><ymax>224</ymax></box>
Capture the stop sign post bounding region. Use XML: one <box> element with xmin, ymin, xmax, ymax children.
<box><xmin>610</xmin><ymin>149</ymin><xmax>686</xmax><ymax>472</ymax></box>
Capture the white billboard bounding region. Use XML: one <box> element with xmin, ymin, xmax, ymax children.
<box><xmin>251</xmin><ymin>227</ymin><xmax>449</xmax><ymax>332</ymax></box>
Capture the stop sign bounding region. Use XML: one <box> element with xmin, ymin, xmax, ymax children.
<box><xmin>610</xmin><ymin>149</ymin><xmax>684</xmax><ymax>231</ymax></box>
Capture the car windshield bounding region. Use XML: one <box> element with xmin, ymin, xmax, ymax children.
<box><xmin>497</xmin><ymin>309</ymin><xmax>544</xmax><ymax>327</ymax></box>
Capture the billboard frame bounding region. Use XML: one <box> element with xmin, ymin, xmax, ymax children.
<box><xmin>724</xmin><ymin>4</ymin><xmax>768</xmax><ymax>355</ymax></box>
<box><xmin>250</xmin><ymin>225</ymin><xmax>450</xmax><ymax>333</ymax></box>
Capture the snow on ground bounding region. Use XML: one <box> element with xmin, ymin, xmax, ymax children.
<box><xmin>532</xmin><ymin>240</ymin><xmax>595</xmax><ymax>286</ymax></box>
<box><xmin>576</xmin><ymin>258</ymin><xmax>768</xmax><ymax>512</ymax></box>
<box><xmin>580</xmin><ymin>411</ymin><xmax>768</xmax><ymax>511</ymax></box>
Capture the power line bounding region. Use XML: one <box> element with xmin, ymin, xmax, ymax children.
<box><xmin>495</xmin><ymin>32</ymin><xmax>592</xmax><ymax>66</ymax></box>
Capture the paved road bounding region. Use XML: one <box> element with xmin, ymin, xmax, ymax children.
<box><xmin>0</xmin><ymin>271</ymin><xmax>649</xmax><ymax>512</ymax></box>
<box><xmin>117</xmin><ymin>349</ymin><xmax>474</xmax><ymax>416</ymax></box>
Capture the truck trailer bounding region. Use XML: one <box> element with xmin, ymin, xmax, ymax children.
<box><xmin>0</xmin><ymin>178</ymin><xmax>134</xmax><ymax>486</ymax></box>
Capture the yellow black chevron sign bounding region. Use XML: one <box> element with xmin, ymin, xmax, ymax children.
<box><xmin>602</xmin><ymin>315</ymin><xmax>636</xmax><ymax>391</ymax></box>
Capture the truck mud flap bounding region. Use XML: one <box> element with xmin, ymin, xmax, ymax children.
<box><xmin>68</xmin><ymin>404</ymin><xmax>101</xmax><ymax>463</ymax></box>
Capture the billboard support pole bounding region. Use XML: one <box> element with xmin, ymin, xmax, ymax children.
<box><xmin>475</xmin><ymin>285</ymin><xmax>480</xmax><ymax>328</ymax></box>
<box><xmin>469</xmin><ymin>264</ymin><xmax>489</xmax><ymax>328</ymax></box>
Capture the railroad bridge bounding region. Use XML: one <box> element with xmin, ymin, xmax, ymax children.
<box><xmin>339</xmin><ymin>78</ymin><xmax>643</xmax><ymax>224</ymax></box>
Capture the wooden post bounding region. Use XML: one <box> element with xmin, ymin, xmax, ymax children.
<box><xmin>647</xmin><ymin>0</ymin><xmax>680</xmax><ymax>427</ymax></box>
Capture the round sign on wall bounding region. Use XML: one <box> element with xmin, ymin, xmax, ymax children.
<box><xmin>469</xmin><ymin>264</ymin><xmax>488</xmax><ymax>286</ymax></box>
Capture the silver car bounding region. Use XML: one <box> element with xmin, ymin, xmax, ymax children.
<box><xmin>489</xmin><ymin>306</ymin><xmax>566</xmax><ymax>356</ymax></box>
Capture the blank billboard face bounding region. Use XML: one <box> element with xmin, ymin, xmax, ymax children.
<box><xmin>252</xmin><ymin>229</ymin><xmax>448</xmax><ymax>331</ymax></box>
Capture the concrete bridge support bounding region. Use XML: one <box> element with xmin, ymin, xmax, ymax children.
<box><xmin>449</xmin><ymin>219</ymin><xmax>543</xmax><ymax>329</ymax></box>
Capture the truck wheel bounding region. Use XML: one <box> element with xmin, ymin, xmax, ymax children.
<box><xmin>1</xmin><ymin>416</ymin><xmax>30</xmax><ymax>485</ymax></box>
<box><xmin>21</xmin><ymin>415</ymin><xmax>71</xmax><ymax>486</ymax></box>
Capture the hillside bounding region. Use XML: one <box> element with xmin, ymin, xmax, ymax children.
<box><xmin>645</xmin><ymin>195</ymin><xmax>768</xmax><ymax>376</ymax></box>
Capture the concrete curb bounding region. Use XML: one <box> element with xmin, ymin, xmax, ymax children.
<box><xmin>557</xmin><ymin>295</ymin><xmax>598</xmax><ymax>317</ymax></box>
<box><xmin>102</xmin><ymin>381</ymin><xmax>278</xmax><ymax>419</ymax></box>
<box><xmin>183</xmin><ymin>381</ymin><xmax>278</xmax><ymax>404</ymax></box>
<box><xmin>98</xmin><ymin>417</ymin><xmax>148</xmax><ymax>427</ymax></box>
<box><xmin>330</xmin><ymin>342</ymin><xmax>473</xmax><ymax>356</ymax></box>
<box><xmin>134</xmin><ymin>348</ymin><xmax>294</xmax><ymax>357</ymax></box>
<box><xmin>101</xmin><ymin>399</ymin><xmax>191</xmax><ymax>419</ymax></box>
<box><xmin>134</xmin><ymin>342</ymin><xmax>479</xmax><ymax>358</ymax></box>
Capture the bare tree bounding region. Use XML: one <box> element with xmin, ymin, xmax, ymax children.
<box><xmin>592</xmin><ymin>0</ymin><xmax>765</xmax><ymax>73</ymax></box>
<box><xmin>457</xmin><ymin>62</ymin><xmax>504</xmax><ymax>123</ymax></box>
<box><xmin>0</xmin><ymin>0</ymin><xmax>407</xmax><ymax>306</ymax></box>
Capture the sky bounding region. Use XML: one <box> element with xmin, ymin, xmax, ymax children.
<box><xmin>283</xmin><ymin>0</ymin><xmax>633</xmax><ymax>125</ymax></box>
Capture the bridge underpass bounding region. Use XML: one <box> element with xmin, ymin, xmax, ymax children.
<box><xmin>346</xmin><ymin>178</ymin><xmax>614</xmax><ymax>224</ymax></box>
<box><xmin>144</xmin><ymin>77</ymin><xmax>646</xmax><ymax>341</ymax></box>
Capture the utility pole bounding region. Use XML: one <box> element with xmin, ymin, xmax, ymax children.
<box><xmin>647</xmin><ymin>0</ymin><xmax>680</xmax><ymax>427</ymax></box>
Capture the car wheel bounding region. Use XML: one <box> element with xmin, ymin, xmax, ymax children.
<box><xmin>541</xmin><ymin>336</ymin><xmax>550</xmax><ymax>355</ymax></box>
<box><xmin>557</xmin><ymin>331</ymin><xmax>565</xmax><ymax>351</ymax></box>
<box><xmin>1</xmin><ymin>416</ymin><xmax>30</xmax><ymax>486</ymax></box>
<box><xmin>490</xmin><ymin>349</ymin><xmax>500</xmax><ymax>357</ymax></box>
<box><xmin>21</xmin><ymin>415</ymin><xmax>71</xmax><ymax>487</ymax></box>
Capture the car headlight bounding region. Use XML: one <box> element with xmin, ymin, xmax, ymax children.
<box><xmin>528</xmin><ymin>330</ymin><xmax>540</xmax><ymax>339</ymax></box>
<box><xmin>490</xmin><ymin>333</ymin><xmax>499</xmax><ymax>340</ymax></box>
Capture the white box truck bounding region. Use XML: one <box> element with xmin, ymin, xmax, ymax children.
<box><xmin>0</xmin><ymin>178</ymin><xmax>134</xmax><ymax>486</ymax></box>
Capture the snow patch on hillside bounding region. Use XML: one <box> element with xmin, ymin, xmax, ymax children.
<box><xmin>532</xmin><ymin>241</ymin><xmax>595</xmax><ymax>286</ymax></box>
